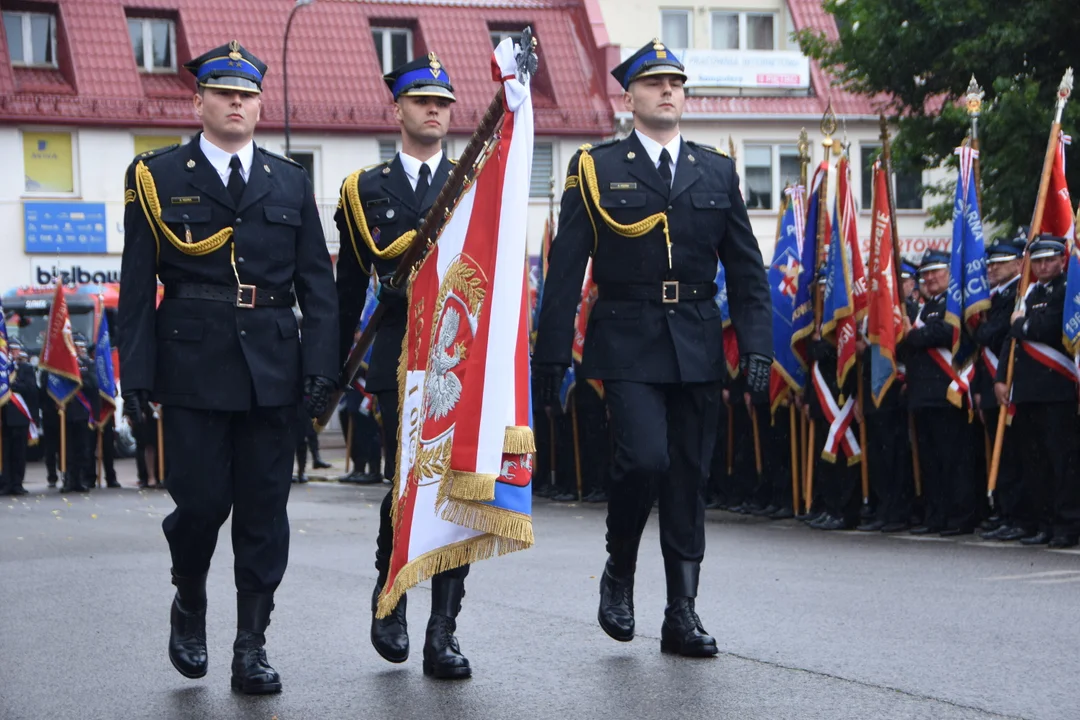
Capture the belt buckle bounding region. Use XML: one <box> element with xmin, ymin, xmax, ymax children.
<box><xmin>236</xmin><ymin>284</ymin><xmax>256</xmax><ymax>309</ymax></box>
<box><xmin>662</xmin><ymin>280</ymin><xmax>679</xmax><ymax>304</ymax></box>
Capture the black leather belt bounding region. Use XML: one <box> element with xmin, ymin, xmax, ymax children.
<box><xmin>598</xmin><ymin>281</ymin><xmax>717</xmax><ymax>304</ymax></box>
<box><xmin>164</xmin><ymin>283</ymin><xmax>295</xmax><ymax>309</ymax></box>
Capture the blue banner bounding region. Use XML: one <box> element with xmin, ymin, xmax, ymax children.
<box><xmin>94</xmin><ymin>311</ymin><xmax>117</xmax><ymax>417</ymax></box>
<box><xmin>768</xmin><ymin>197</ymin><xmax>806</xmax><ymax>392</ymax></box>
<box><xmin>558</xmin><ymin>363</ymin><xmax>576</xmax><ymax>413</ymax></box>
<box><xmin>1066</xmin><ymin>245</ymin><xmax>1080</xmax><ymax>355</ymax></box>
<box><xmin>47</xmin><ymin>372</ymin><xmax>80</xmax><ymax>407</ymax></box>
<box><xmin>24</xmin><ymin>202</ymin><xmax>108</xmax><ymax>254</ymax></box>
<box><xmin>791</xmin><ymin>169</ymin><xmax>824</xmax><ymax>364</ymax></box>
<box><xmin>714</xmin><ymin>261</ymin><xmax>730</xmax><ymax>323</ymax></box>
<box><xmin>821</xmin><ymin>202</ymin><xmax>854</xmax><ymax>339</ymax></box>
<box><xmin>946</xmin><ymin>149</ymin><xmax>990</xmax><ymax>365</ymax></box>
<box><xmin>0</xmin><ymin>300</ymin><xmax>10</xmax><ymax>406</ymax></box>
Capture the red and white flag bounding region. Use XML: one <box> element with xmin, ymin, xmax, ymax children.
<box><xmin>377</xmin><ymin>39</ymin><xmax>535</xmax><ymax>617</ymax></box>
<box><xmin>1043</xmin><ymin>132</ymin><xmax>1074</xmax><ymax>242</ymax></box>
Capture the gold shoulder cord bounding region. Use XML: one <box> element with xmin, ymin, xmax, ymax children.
<box><xmin>577</xmin><ymin>151</ymin><xmax>672</xmax><ymax>269</ymax></box>
<box><xmin>135</xmin><ymin>161</ymin><xmax>232</xmax><ymax>260</ymax></box>
<box><xmin>342</xmin><ymin>170</ymin><xmax>415</xmax><ymax>263</ymax></box>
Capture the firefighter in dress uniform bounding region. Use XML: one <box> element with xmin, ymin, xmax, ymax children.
<box><xmin>533</xmin><ymin>40</ymin><xmax>772</xmax><ymax>657</ymax></box>
<box><xmin>118</xmin><ymin>42</ymin><xmax>339</xmax><ymax>694</ymax></box>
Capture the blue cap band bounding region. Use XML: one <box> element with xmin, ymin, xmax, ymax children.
<box><xmin>197</xmin><ymin>56</ymin><xmax>263</xmax><ymax>84</ymax></box>
<box><xmin>392</xmin><ymin>67</ymin><xmax>449</xmax><ymax>99</ymax></box>
<box><xmin>622</xmin><ymin>49</ymin><xmax>683</xmax><ymax>88</ymax></box>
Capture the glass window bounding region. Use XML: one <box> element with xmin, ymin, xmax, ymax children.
<box><xmin>861</xmin><ymin>145</ymin><xmax>922</xmax><ymax>210</ymax></box>
<box><xmin>23</xmin><ymin>131</ymin><xmax>74</xmax><ymax>194</ymax></box>
<box><xmin>127</xmin><ymin>19</ymin><xmax>144</xmax><ymax>67</ymax></box>
<box><xmin>134</xmin><ymin>135</ymin><xmax>182</xmax><ymax>156</ymax></box>
<box><xmin>490</xmin><ymin>30</ymin><xmax>522</xmax><ymax>49</ymax></box>
<box><xmin>127</xmin><ymin>17</ymin><xmax>176</xmax><ymax>72</ymax></box>
<box><xmin>4</xmin><ymin>11</ymin><xmax>57</xmax><ymax>67</ymax></box>
<box><xmin>378</xmin><ymin>140</ymin><xmax>398</xmax><ymax>163</ymax></box>
<box><xmin>779</xmin><ymin>145</ymin><xmax>801</xmax><ymax>193</ymax></box>
<box><xmin>371</xmin><ymin>27</ymin><xmax>413</xmax><ymax>74</ymax></box>
<box><xmin>711</xmin><ymin>12</ymin><xmax>739</xmax><ymax>50</ymax></box>
<box><xmin>744</xmin><ymin>145</ymin><xmax>773</xmax><ymax>210</ymax></box>
<box><xmin>660</xmin><ymin>9</ymin><xmax>690</xmax><ymax>49</ymax></box>
<box><xmin>150</xmin><ymin>20</ymin><xmax>172</xmax><ymax>69</ymax></box>
<box><xmin>530</xmin><ymin>142</ymin><xmax>554</xmax><ymax>198</ymax></box>
<box><xmin>746</xmin><ymin>13</ymin><xmax>775</xmax><ymax>50</ymax></box>
<box><xmin>290</xmin><ymin>151</ymin><xmax>315</xmax><ymax>179</ymax></box>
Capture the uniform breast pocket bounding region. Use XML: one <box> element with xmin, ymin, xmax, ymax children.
<box><xmin>264</xmin><ymin>205</ymin><xmax>301</xmax><ymax>261</ymax></box>
<box><xmin>598</xmin><ymin>192</ymin><xmax>647</xmax><ymax>224</ymax></box>
<box><xmin>160</xmin><ymin>206</ymin><xmax>213</xmax><ymax>240</ymax></box>
<box><xmin>690</xmin><ymin>193</ymin><xmax>730</xmax><ymax>211</ymax></box>
<box><xmin>365</xmin><ymin>202</ymin><xmax>403</xmax><ymax>228</ymax></box>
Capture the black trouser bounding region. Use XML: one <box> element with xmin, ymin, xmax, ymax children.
<box><xmin>353</xmin><ymin>411</ymin><xmax>381</xmax><ymax>475</ymax></box>
<box><xmin>161</xmin><ymin>405</ymin><xmax>294</xmax><ymax>593</ymax></box>
<box><xmin>725</xmin><ymin>400</ymin><xmax>756</xmax><ymax>507</ymax></box>
<box><xmin>981</xmin><ymin>407</ymin><xmax>1022</xmax><ymax>523</ymax></box>
<box><xmin>604</xmin><ymin>380</ymin><xmax>721</xmax><ymax>572</ymax></box>
<box><xmin>376</xmin><ymin>391</ymin><xmax>399</xmax><ymax>481</ymax></box>
<box><xmin>865</xmin><ymin>408</ymin><xmax>914</xmax><ymax>524</ymax></box>
<box><xmin>42</xmin><ymin>413</ymin><xmax>60</xmax><ymax>482</ymax></box>
<box><xmin>753</xmin><ymin>402</ymin><xmax>791</xmax><ymax>509</ymax></box>
<box><xmin>133</xmin><ymin>416</ymin><xmax>157</xmax><ymax>483</ymax></box>
<box><xmin>531</xmin><ymin>386</ymin><xmax>554</xmax><ymax>494</ymax></box>
<box><xmin>64</xmin><ymin>420</ymin><xmax>94</xmax><ymax>489</ymax></box>
<box><xmin>553</xmin><ymin>404</ymin><xmax>577</xmax><ymax>495</ymax></box>
<box><xmin>1</xmin><ymin>423</ymin><xmax>29</xmax><ymax>492</ymax></box>
<box><xmin>577</xmin><ymin>383</ymin><xmax>611</xmax><ymax>497</ymax></box>
<box><xmin>1013</xmin><ymin>403</ymin><xmax>1080</xmax><ymax>536</ymax></box>
<box><xmin>99</xmin><ymin>421</ymin><xmax>116</xmax><ymax>483</ymax></box>
<box><xmin>810</xmin><ymin>414</ymin><xmax>860</xmax><ymax>523</ymax></box>
<box><xmin>913</xmin><ymin>406</ymin><xmax>975</xmax><ymax>530</ymax></box>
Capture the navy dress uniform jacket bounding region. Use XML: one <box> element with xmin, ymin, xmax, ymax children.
<box><xmin>534</xmin><ymin>133</ymin><xmax>771</xmax><ymax>384</ymax></box>
<box><xmin>2</xmin><ymin>363</ymin><xmax>38</xmax><ymax>427</ymax></box>
<box><xmin>900</xmin><ymin>293</ymin><xmax>953</xmax><ymax>409</ymax></box>
<box><xmin>971</xmin><ymin>277</ymin><xmax>1018</xmax><ymax>409</ymax></box>
<box><xmin>118</xmin><ymin>136</ymin><xmax>338</xmax><ymax>411</ymax></box>
<box><xmin>334</xmin><ymin>154</ymin><xmax>453</xmax><ymax>394</ymax></box>
<box><xmin>998</xmin><ymin>274</ymin><xmax>1075</xmax><ymax>404</ymax></box>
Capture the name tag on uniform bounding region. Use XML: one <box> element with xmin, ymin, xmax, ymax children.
<box><xmin>608</xmin><ymin>182</ymin><xmax>637</xmax><ymax>190</ymax></box>
<box><xmin>170</xmin><ymin>196</ymin><xmax>201</xmax><ymax>204</ymax></box>
<box><xmin>365</xmin><ymin>197</ymin><xmax>390</xmax><ymax>207</ymax></box>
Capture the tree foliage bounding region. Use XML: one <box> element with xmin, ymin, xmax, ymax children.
<box><xmin>796</xmin><ymin>0</ymin><xmax>1080</xmax><ymax>233</ymax></box>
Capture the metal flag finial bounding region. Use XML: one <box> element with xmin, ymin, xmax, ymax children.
<box><xmin>821</xmin><ymin>97</ymin><xmax>838</xmax><ymax>155</ymax></box>
<box><xmin>1054</xmin><ymin>68</ymin><xmax>1074</xmax><ymax>124</ymax></box>
<box><xmin>965</xmin><ymin>75</ymin><xmax>984</xmax><ymax>117</ymax></box>
<box><xmin>515</xmin><ymin>26</ymin><xmax>539</xmax><ymax>83</ymax></box>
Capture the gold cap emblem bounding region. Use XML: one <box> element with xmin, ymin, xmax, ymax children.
<box><xmin>229</xmin><ymin>40</ymin><xmax>242</xmax><ymax>61</ymax></box>
<box><xmin>653</xmin><ymin>39</ymin><xmax>667</xmax><ymax>59</ymax></box>
<box><xmin>428</xmin><ymin>52</ymin><xmax>442</xmax><ymax>78</ymax></box>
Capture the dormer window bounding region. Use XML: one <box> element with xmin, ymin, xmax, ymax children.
<box><xmin>127</xmin><ymin>16</ymin><xmax>176</xmax><ymax>73</ymax></box>
<box><xmin>3</xmin><ymin>10</ymin><xmax>58</xmax><ymax>67</ymax></box>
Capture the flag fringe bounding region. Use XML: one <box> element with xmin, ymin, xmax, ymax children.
<box><xmin>447</xmin><ymin>470</ymin><xmax>498</xmax><ymax>502</ymax></box>
<box><xmin>375</xmin><ymin>533</ymin><xmax>530</xmax><ymax>619</ymax></box>
<box><xmin>440</xmin><ymin>500</ymin><xmax>535</xmax><ymax>545</ymax></box>
<box><xmin>503</xmin><ymin>425</ymin><xmax>535</xmax><ymax>454</ymax></box>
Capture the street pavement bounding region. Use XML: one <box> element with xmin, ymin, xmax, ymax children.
<box><xmin>2</xmin><ymin>451</ymin><xmax>1078</xmax><ymax>720</ymax></box>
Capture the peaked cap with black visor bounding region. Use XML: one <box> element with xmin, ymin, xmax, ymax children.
<box><xmin>611</xmin><ymin>39</ymin><xmax>688</xmax><ymax>90</ymax></box>
<box><xmin>184</xmin><ymin>40</ymin><xmax>266</xmax><ymax>94</ymax></box>
<box><xmin>384</xmin><ymin>52</ymin><xmax>456</xmax><ymax>102</ymax></box>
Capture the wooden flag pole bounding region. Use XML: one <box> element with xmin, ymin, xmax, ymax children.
<box><xmin>966</xmin><ymin>76</ymin><xmax>986</xmax><ymax>214</ymax></box>
<box><xmin>570</xmin><ymin>394</ymin><xmax>584</xmax><ymax>502</ymax></box>
<box><xmin>989</xmin><ymin>67</ymin><xmax>1074</xmax><ymax>497</ymax></box>
<box><xmin>750</xmin><ymin>405</ymin><xmax>763</xmax><ymax>478</ymax></box>
<box><xmin>805</xmin><ymin>419</ymin><xmax>816</xmax><ymax>513</ymax></box>
<box><xmin>156</xmin><ymin>408</ymin><xmax>164</xmax><ymax>484</ymax></box>
<box><xmin>96</xmin><ymin>427</ymin><xmax>103</xmax><ymax>488</ymax></box>
<box><xmin>856</xmin><ymin>359</ymin><xmax>870</xmax><ymax>505</ymax></box>
<box><xmin>344</xmin><ymin>415</ymin><xmax>353</xmax><ymax>475</ymax></box>
<box><xmin>789</xmin><ymin>404</ymin><xmax>800</xmax><ymax>515</ymax></box>
<box><xmin>59</xmin><ymin>406</ymin><xmax>67</xmax><ymax>474</ymax></box>
<box><xmin>909</xmin><ymin>414</ymin><xmax>922</xmax><ymax>497</ymax></box>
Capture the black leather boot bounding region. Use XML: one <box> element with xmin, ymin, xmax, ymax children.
<box><xmin>598</xmin><ymin>534</ymin><xmax>640</xmax><ymax>642</ymax></box>
<box><xmin>423</xmin><ymin>575</ymin><xmax>471</xmax><ymax>679</ymax></box>
<box><xmin>230</xmin><ymin>592</ymin><xmax>281</xmax><ymax>694</ymax></box>
<box><xmin>660</xmin><ymin>561</ymin><xmax>718</xmax><ymax>657</ymax></box>
<box><xmin>168</xmin><ymin>571</ymin><xmax>208</xmax><ymax>679</ymax></box>
<box><xmin>371</xmin><ymin>581</ymin><xmax>409</xmax><ymax>663</ymax></box>
<box><xmin>311</xmin><ymin>444</ymin><xmax>332</xmax><ymax>469</ymax></box>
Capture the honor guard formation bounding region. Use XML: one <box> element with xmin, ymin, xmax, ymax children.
<box><xmin>1</xmin><ymin>31</ymin><xmax>1078</xmax><ymax>698</ymax></box>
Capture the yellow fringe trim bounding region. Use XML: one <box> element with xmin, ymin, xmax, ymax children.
<box><xmin>503</xmin><ymin>426</ymin><xmax>535</xmax><ymax>454</ymax></box>
<box><xmin>447</xmin><ymin>470</ymin><xmax>498</xmax><ymax>502</ymax></box>
<box><xmin>342</xmin><ymin>169</ymin><xmax>415</xmax><ymax>264</ymax></box>
<box><xmin>440</xmin><ymin>500</ymin><xmax>535</xmax><ymax>545</ymax></box>
<box><xmin>135</xmin><ymin>161</ymin><xmax>232</xmax><ymax>257</ymax></box>
<box><xmin>375</xmin><ymin>533</ymin><xmax>530</xmax><ymax>618</ymax></box>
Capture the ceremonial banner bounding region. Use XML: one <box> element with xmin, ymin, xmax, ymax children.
<box><xmin>822</xmin><ymin>157</ymin><xmax>865</xmax><ymax>394</ymax></box>
<box><xmin>0</xmin><ymin>301</ymin><xmax>10</xmax><ymax>407</ymax></box>
<box><xmin>94</xmin><ymin>311</ymin><xmax>117</xmax><ymax>424</ymax></box>
<box><xmin>40</xmin><ymin>284</ymin><xmax>82</xmax><ymax>406</ymax></box>
<box><xmin>377</xmin><ymin>39</ymin><xmax>535</xmax><ymax>617</ymax></box>
<box><xmin>571</xmin><ymin>258</ymin><xmax>602</xmax><ymax>398</ymax></box>
<box><xmin>1043</xmin><ymin>133</ymin><xmax>1074</xmax><ymax>240</ymax></box>
<box><xmin>791</xmin><ymin>163</ymin><xmax>827</xmax><ymax>368</ymax></box>
<box><xmin>714</xmin><ymin>262</ymin><xmax>740</xmax><ymax>378</ymax></box>
<box><xmin>768</xmin><ymin>187</ymin><xmax>807</xmax><ymax>403</ymax></box>
<box><xmin>946</xmin><ymin>146</ymin><xmax>990</xmax><ymax>366</ymax></box>
<box><xmin>867</xmin><ymin>162</ymin><xmax>905</xmax><ymax>406</ymax></box>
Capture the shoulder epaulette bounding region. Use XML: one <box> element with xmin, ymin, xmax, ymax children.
<box><xmin>262</xmin><ymin>148</ymin><xmax>304</xmax><ymax>168</ymax></box>
<box><xmin>136</xmin><ymin>143</ymin><xmax>179</xmax><ymax>162</ymax></box>
<box><xmin>579</xmin><ymin>138</ymin><xmax>619</xmax><ymax>154</ymax></box>
<box><xmin>687</xmin><ymin>140</ymin><xmax>730</xmax><ymax>158</ymax></box>
<box><xmin>356</xmin><ymin>161</ymin><xmax>388</xmax><ymax>176</ymax></box>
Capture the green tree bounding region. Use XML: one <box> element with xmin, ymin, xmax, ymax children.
<box><xmin>797</xmin><ymin>0</ymin><xmax>1080</xmax><ymax>233</ymax></box>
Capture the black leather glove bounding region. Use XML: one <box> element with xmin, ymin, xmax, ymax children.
<box><xmin>377</xmin><ymin>274</ymin><xmax>408</xmax><ymax>304</ymax></box>
<box><xmin>122</xmin><ymin>389</ymin><xmax>153</xmax><ymax>426</ymax></box>
<box><xmin>1007</xmin><ymin>317</ymin><xmax>1027</xmax><ymax>341</ymax></box>
<box><xmin>743</xmin><ymin>353</ymin><xmax>772</xmax><ymax>405</ymax></box>
<box><xmin>531</xmin><ymin>363</ymin><xmax>565</xmax><ymax>410</ymax></box>
<box><xmin>303</xmin><ymin>375</ymin><xmax>336</xmax><ymax>418</ymax></box>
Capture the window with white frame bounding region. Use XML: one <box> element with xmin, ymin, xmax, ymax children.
<box><xmin>530</xmin><ymin>142</ymin><xmax>554</xmax><ymax>198</ymax></box>
<box><xmin>660</xmin><ymin>9</ymin><xmax>691</xmax><ymax>49</ymax></box>
<box><xmin>744</xmin><ymin>144</ymin><xmax>801</xmax><ymax>211</ymax></box>
<box><xmin>371</xmin><ymin>27</ymin><xmax>413</xmax><ymax>74</ymax></box>
<box><xmin>127</xmin><ymin>17</ymin><xmax>176</xmax><ymax>73</ymax></box>
<box><xmin>860</xmin><ymin>145</ymin><xmax>922</xmax><ymax>210</ymax></box>
<box><xmin>490</xmin><ymin>29</ymin><xmax>524</xmax><ymax>49</ymax></box>
<box><xmin>3</xmin><ymin>10</ymin><xmax>58</xmax><ymax>67</ymax></box>
<box><xmin>710</xmin><ymin>11</ymin><xmax>777</xmax><ymax>50</ymax></box>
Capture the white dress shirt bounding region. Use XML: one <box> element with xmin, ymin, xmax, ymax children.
<box><xmin>399</xmin><ymin>150</ymin><xmax>443</xmax><ymax>192</ymax></box>
<box><xmin>199</xmin><ymin>135</ymin><xmax>253</xmax><ymax>186</ymax></box>
<box><xmin>633</xmin><ymin>129</ymin><xmax>680</xmax><ymax>185</ymax></box>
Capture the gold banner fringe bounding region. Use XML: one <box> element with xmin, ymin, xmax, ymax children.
<box><xmin>376</xmin><ymin>533</ymin><xmax>530</xmax><ymax>619</ymax></box>
<box><xmin>447</xmin><ymin>470</ymin><xmax>498</xmax><ymax>502</ymax></box>
<box><xmin>440</xmin><ymin>500</ymin><xmax>535</xmax><ymax>545</ymax></box>
<box><xmin>503</xmin><ymin>426</ymin><xmax>536</xmax><ymax>454</ymax></box>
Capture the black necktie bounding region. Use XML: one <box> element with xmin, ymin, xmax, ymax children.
<box><xmin>415</xmin><ymin>163</ymin><xmax>431</xmax><ymax>203</ymax></box>
<box><xmin>657</xmin><ymin>148</ymin><xmax>673</xmax><ymax>188</ymax></box>
<box><xmin>227</xmin><ymin>155</ymin><xmax>246</xmax><ymax>205</ymax></box>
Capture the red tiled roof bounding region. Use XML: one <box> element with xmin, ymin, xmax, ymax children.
<box><xmin>0</xmin><ymin>0</ymin><xmax>613</xmax><ymax>136</ymax></box>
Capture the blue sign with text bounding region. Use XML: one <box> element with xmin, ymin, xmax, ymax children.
<box><xmin>24</xmin><ymin>202</ymin><xmax>108</xmax><ymax>254</ymax></box>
